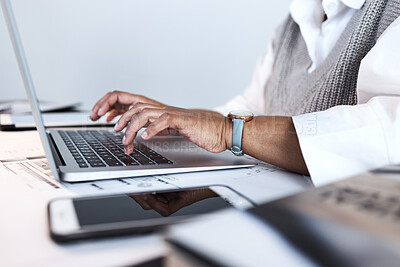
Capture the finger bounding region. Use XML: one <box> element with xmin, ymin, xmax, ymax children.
<box><xmin>155</xmin><ymin>194</ymin><xmax>169</xmax><ymax>204</ymax></box>
<box><xmin>156</xmin><ymin>128</ymin><xmax>180</xmax><ymax>136</ymax></box>
<box><xmin>141</xmin><ymin>113</ymin><xmax>177</xmax><ymax>140</ymax></box>
<box><xmin>123</xmin><ymin>109</ymin><xmax>165</xmax><ymax>154</ymax></box>
<box><xmin>131</xmin><ymin>102</ymin><xmax>165</xmax><ymax>112</ymax></box>
<box><xmin>130</xmin><ymin>195</ymin><xmax>152</xmax><ymax>210</ymax></box>
<box><xmin>96</xmin><ymin>92</ymin><xmax>121</xmax><ymax>117</ymax></box>
<box><xmin>114</xmin><ymin>102</ymin><xmax>161</xmax><ymax>131</ymax></box>
<box><xmin>106</xmin><ymin>109</ymin><xmax>123</xmax><ymax>122</ymax></box>
<box><xmin>91</xmin><ymin>91</ymin><xmax>164</xmax><ymax>121</ymax></box>
<box><xmin>91</xmin><ymin>91</ymin><xmax>123</xmax><ymax>120</ymax></box>
<box><xmin>90</xmin><ymin>92</ymin><xmax>112</xmax><ymax>121</ymax></box>
<box><xmin>114</xmin><ymin>108</ymin><xmax>137</xmax><ymax>132</ymax></box>
<box><xmin>92</xmin><ymin>91</ymin><xmax>144</xmax><ymax>121</ymax></box>
<box><xmin>145</xmin><ymin>195</ymin><xmax>171</xmax><ymax>217</ymax></box>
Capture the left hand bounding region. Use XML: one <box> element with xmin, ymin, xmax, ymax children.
<box><xmin>113</xmin><ymin>103</ymin><xmax>232</xmax><ymax>155</ymax></box>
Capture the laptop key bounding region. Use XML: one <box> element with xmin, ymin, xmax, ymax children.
<box><xmin>105</xmin><ymin>161</ymin><xmax>123</xmax><ymax>167</ymax></box>
<box><xmin>132</xmin><ymin>155</ymin><xmax>148</xmax><ymax>160</ymax></box>
<box><xmin>88</xmin><ymin>159</ymin><xmax>103</xmax><ymax>164</ymax></box>
<box><xmin>120</xmin><ymin>157</ymin><xmax>137</xmax><ymax>165</ymax></box>
<box><xmin>63</xmin><ymin>130</ymin><xmax>173</xmax><ymax>169</ymax></box>
<box><xmin>126</xmin><ymin>161</ymin><xmax>139</xmax><ymax>166</ymax></box>
<box><xmin>152</xmin><ymin>157</ymin><xmax>173</xmax><ymax>164</ymax></box>
<box><xmin>89</xmin><ymin>162</ymin><xmax>106</xmax><ymax>167</ymax></box>
<box><xmin>136</xmin><ymin>158</ymin><xmax>156</xmax><ymax>165</ymax></box>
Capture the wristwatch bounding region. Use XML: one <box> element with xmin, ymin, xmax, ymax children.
<box><xmin>228</xmin><ymin>110</ymin><xmax>254</xmax><ymax>156</ymax></box>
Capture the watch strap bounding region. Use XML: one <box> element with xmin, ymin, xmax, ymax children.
<box><xmin>231</xmin><ymin>118</ymin><xmax>244</xmax><ymax>156</ymax></box>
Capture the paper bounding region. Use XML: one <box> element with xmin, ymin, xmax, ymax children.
<box><xmin>0</xmin><ymin>131</ymin><xmax>178</xmax><ymax>196</ymax></box>
<box><xmin>3</xmin><ymin>112</ymin><xmax>119</xmax><ymax>128</ymax></box>
<box><xmin>0</xmin><ymin>157</ymin><xmax>180</xmax><ymax>196</ymax></box>
<box><xmin>0</xmin><ymin>166</ymin><xmax>168</xmax><ymax>267</ymax></box>
<box><xmin>2</xmin><ymin>157</ymin><xmax>310</xmax><ymax>204</ymax></box>
<box><xmin>157</xmin><ymin>159</ymin><xmax>312</xmax><ymax>204</ymax></box>
<box><xmin>0</xmin><ymin>103</ymin><xmax>11</xmax><ymax>112</ymax></box>
<box><xmin>0</xmin><ymin>130</ymin><xmax>169</xmax><ymax>266</ymax></box>
<box><xmin>0</xmin><ymin>130</ymin><xmax>312</xmax><ymax>203</ymax></box>
<box><xmin>0</xmin><ymin>100</ymin><xmax>81</xmax><ymax>114</ymax></box>
<box><xmin>62</xmin><ymin>176</ymin><xmax>179</xmax><ymax>196</ymax></box>
<box><xmin>2</xmin><ymin>157</ymin><xmax>61</xmax><ymax>190</ymax></box>
<box><xmin>0</xmin><ymin>131</ymin><xmax>46</xmax><ymax>161</ymax></box>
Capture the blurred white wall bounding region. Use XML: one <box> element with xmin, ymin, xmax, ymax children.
<box><xmin>0</xmin><ymin>0</ymin><xmax>291</xmax><ymax>110</ymax></box>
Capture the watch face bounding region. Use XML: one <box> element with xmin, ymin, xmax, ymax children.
<box><xmin>229</xmin><ymin>110</ymin><xmax>254</xmax><ymax>120</ymax></box>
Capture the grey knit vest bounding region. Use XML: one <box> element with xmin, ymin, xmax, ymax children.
<box><xmin>264</xmin><ymin>0</ymin><xmax>400</xmax><ymax>116</ymax></box>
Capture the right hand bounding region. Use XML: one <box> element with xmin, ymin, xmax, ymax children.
<box><xmin>90</xmin><ymin>90</ymin><xmax>166</xmax><ymax>122</ymax></box>
<box><xmin>130</xmin><ymin>188</ymin><xmax>218</xmax><ymax>217</ymax></box>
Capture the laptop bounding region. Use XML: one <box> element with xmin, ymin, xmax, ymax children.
<box><xmin>1</xmin><ymin>0</ymin><xmax>255</xmax><ymax>182</ymax></box>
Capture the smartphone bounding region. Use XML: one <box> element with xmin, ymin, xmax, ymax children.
<box><xmin>48</xmin><ymin>185</ymin><xmax>254</xmax><ymax>242</ymax></box>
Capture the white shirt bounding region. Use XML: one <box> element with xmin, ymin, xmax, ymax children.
<box><xmin>215</xmin><ymin>0</ymin><xmax>400</xmax><ymax>186</ymax></box>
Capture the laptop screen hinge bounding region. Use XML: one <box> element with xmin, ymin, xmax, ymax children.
<box><xmin>47</xmin><ymin>132</ymin><xmax>66</xmax><ymax>166</ymax></box>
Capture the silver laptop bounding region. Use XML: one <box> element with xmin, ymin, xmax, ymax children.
<box><xmin>1</xmin><ymin>0</ymin><xmax>255</xmax><ymax>182</ymax></box>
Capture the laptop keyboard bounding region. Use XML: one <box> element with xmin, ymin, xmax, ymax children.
<box><xmin>59</xmin><ymin>130</ymin><xmax>173</xmax><ymax>168</ymax></box>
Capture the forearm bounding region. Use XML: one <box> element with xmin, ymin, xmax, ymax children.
<box><xmin>226</xmin><ymin>116</ymin><xmax>309</xmax><ymax>175</ymax></box>
<box><xmin>191</xmin><ymin>109</ymin><xmax>223</xmax><ymax>117</ymax></box>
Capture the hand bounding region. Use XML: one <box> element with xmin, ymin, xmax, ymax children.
<box><xmin>113</xmin><ymin>103</ymin><xmax>232</xmax><ymax>154</ymax></box>
<box><xmin>130</xmin><ymin>188</ymin><xmax>218</xmax><ymax>217</ymax></box>
<box><xmin>90</xmin><ymin>90</ymin><xmax>166</xmax><ymax>122</ymax></box>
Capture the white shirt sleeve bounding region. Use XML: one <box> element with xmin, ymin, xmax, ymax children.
<box><xmin>293</xmin><ymin>17</ymin><xmax>400</xmax><ymax>186</ymax></box>
<box><xmin>213</xmin><ymin>40</ymin><xmax>275</xmax><ymax>116</ymax></box>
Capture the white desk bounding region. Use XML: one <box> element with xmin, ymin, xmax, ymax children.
<box><xmin>0</xmin><ymin>130</ymin><xmax>311</xmax><ymax>266</ymax></box>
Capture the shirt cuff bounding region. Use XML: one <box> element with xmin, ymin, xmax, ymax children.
<box><xmin>292</xmin><ymin>104</ymin><xmax>390</xmax><ymax>187</ymax></box>
<box><xmin>213</xmin><ymin>95</ymin><xmax>262</xmax><ymax>116</ymax></box>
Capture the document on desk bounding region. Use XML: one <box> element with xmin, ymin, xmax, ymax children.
<box><xmin>1</xmin><ymin>157</ymin><xmax>179</xmax><ymax>197</ymax></box>
<box><xmin>158</xmin><ymin>159</ymin><xmax>312</xmax><ymax>204</ymax></box>
<box><xmin>0</xmin><ymin>131</ymin><xmax>180</xmax><ymax>196</ymax></box>
<box><xmin>0</xmin><ymin>131</ymin><xmax>311</xmax><ymax>203</ymax></box>
<box><xmin>0</xmin><ymin>112</ymin><xmax>120</xmax><ymax>130</ymax></box>
<box><xmin>0</xmin><ymin>165</ymin><xmax>169</xmax><ymax>267</ymax></box>
<box><xmin>0</xmin><ymin>130</ymin><xmax>45</xmax><ymax>161</ymax></box>
<box><xmin>0</xmin><ymin>133</ymin><xmax>172</xmax><ymax>267</ymax></box>
<box><xmin>0</xmin><ymin>100</ymin><xmax>81</xmax><ymax>114</ymax></box>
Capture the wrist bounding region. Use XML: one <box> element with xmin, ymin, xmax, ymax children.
<box><xmin>226</xmin><ymin>111</ymin><xmax>254</xmax><ymax>156</ymax></box>
<box><xmin>224</xmin><ymin>117</ymin><xmax>233</xmax><ymax>151</ymax></box>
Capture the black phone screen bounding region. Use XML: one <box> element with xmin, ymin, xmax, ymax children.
<box><xmin>73</xmin><ymin>187</ymin><xmax>231</xmax><ymax>227</ymax></box>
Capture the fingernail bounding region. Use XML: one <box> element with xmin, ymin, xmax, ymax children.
<box><xmin>122</xmin><ymin>135</ymin><xmax>126</xmax><ymax>144</ymax></box>
<box><xmin>114</xmin><ymin>123</ymin><xmax>119</xmax><ymax>131</ymax></box>
<box><xmin>141</xmin><ymin>131</ymin><xmax>148</xmax><ymax>139</ymax></box>
<box><xmin>97</xmin><ymin>107</ymin><xmax>103</xmax><ymax>116</ymax></box>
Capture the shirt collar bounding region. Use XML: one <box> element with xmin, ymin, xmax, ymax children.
<box><xmin>341</xmin><ymin>0</ymin><xmax>365</xmax><ymax>9</ymax></box>
<box><xmin>289</xmin><ymin>0</ymin><xmax>366</xmax><ymax>26</ymax></box>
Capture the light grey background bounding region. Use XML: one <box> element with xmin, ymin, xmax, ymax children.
<box><xmin>0</xmin><ymin>0</ymin><xmax>291</xmax><ymax>110</ymax></box>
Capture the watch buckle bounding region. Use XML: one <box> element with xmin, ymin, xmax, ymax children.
<box><xmin>231</xmin><ymin>146</ymin><xmax>243</xmax><ymax>156</ymax></box>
